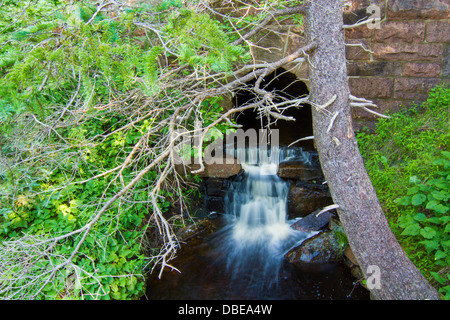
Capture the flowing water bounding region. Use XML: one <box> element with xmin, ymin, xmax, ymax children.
<box><xmin>216</xmin><ymin>147</ymin><xmax>317</xmax><ymax>291</ymax></box>
<box><xmin>146</xmin><ymin>147</ymin><xmax>370</xmax><ymax>300</ymax></box>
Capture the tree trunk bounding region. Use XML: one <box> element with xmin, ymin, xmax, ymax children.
<box><xmin>304</xmin><ymin>0</ymin><xmax>440</xmax><ymax>300</ymax></box>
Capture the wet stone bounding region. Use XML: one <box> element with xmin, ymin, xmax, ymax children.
<box><xmin>277</xmin><ymin>160</ymin><xmax>324</xmax><ymax>182</ymax></box>
<box><xmin>285</xmin><ymin>230</ymin><xmax>344</xmax><ymax>265</ymax></box>
<box><xmin>290</xmin><ymin>209</ymin><xmax>333</xmax><ymax>233</ymax></box>
<box><xmin>287</xmin><ymin>185</ymin><xmax>333</xmax><ymax>219</ymax></box>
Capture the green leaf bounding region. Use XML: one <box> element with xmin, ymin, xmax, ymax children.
<box><xmin>431</xmin><ymin>271</ymin><xmax>448</xmax><ymax>285</ymax></box>
<box><xmin>401</xmin><ymin>223</ymin><xmax>421</xmax><ymax>236</ymax></box>
<box><xmin>441</xmin><ymin>151</ymin><xmax>450</xmax><ymax>159</ymax></box>
<box><xmin>394</xmin><ymin>196</ymin><xmax>411</xmax><ymax>206</ymax></box>
<box><xmin>435</xmin><ymin>250</ymin><xmax>447</xmax><ymax>260</ymax></box>
<box><xmin>427</xmin><ymin>217</ymin><xmax>443</xmax><ymax>225</ymax></box>
<box><xmin>420</xmin><ymin>226</ymin><xmax>437</xmax><ymax>239</ymax></box>
<box><xmin>426</xmin><ymin>200</ymin><xmax>440</xmax><ymax>210</ymax></box>
<box><xmin>445</xmin><ymin>224</ymin><xmax>450</xmax><ymax>233</ymax></box>
<box><xmin>432</xmin><ymin>204</ymin><xmax>449</xmax><ymax>214</ymax></box>
<box><xmin>413</xmin><ymin>213</ymin><xmax>427</xmax><ymax>222</ymax></box>
<box><xmin>407</xmin><ymin>186</ymin><xmax>420</xmax><ymax>195</ymax></box>
<box><xmin>107</xmin><ymin>252</ymin><xmax>118</xmax><ymax>263</ymax></box>
<box><xmin>442</xmin><ymin>240</ymin><xmax>450</xmax><ymax>248</ymax></box>
<box><xmin>429</xmin><ymin>179</ymin><xmax>449</xmax><ymax>190</ymax></box>
<box><xmin>411</xmin><ymin>193</ymin><xmax>426</xmax><ymax>206</ymax></box>
<box><xmin>431</xmin><ymin>190</ymin><xmax>448</xmax><ymax>201</ymax></box>
<box><xmin>420</xmin><ymin>240</ymin><xmax>440</xmax><ymax>251</ymax></box>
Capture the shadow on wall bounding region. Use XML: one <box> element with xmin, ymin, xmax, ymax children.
<box><xmin>233</xmin><ymin>68</ymin><xmax>314</xmax><ymax>149</ymax></box>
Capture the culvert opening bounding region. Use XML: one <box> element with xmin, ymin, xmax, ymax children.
<box><xmin>233</xmin><ymin>67</ymin><xmax>313</xmax><ymax>149</ymax></box>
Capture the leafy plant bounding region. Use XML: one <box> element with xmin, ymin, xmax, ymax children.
<box><xmin>357</xmin><ymin>83</ymin><xmax>450</xmax><ymax>299</ymax></box>
<box><xmin>394</xmin><ymin>152</ymin><xmax>450</xmax><ymax>299</ymax></box>
<box><xmin>0</xmin><ymin>0</ymin><xmax>258</xmax><ymax>300</ymax></box>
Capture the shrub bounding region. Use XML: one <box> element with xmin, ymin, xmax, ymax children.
<box><xmin>357</xmin><ymin>83</ymin><xmax>450</xmax><ymax>299</ymax></box>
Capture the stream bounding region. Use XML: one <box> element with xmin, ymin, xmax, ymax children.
<box><xmin>146</xmin><ymin>147</ymin><xmax>370</xmax><ymax>300</ymax></box>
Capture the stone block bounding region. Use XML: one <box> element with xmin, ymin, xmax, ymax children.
<box><xmin>285</xmin><ymin>230</ymin><xmax>343</xmax><ymax>264</ymax></box>
<box><xmin>345</xmin><ymin>39</ymin><xmax>372</xmax><ymax>60</ymax></box>
<box><xmin>387</xmin><ymin>0</ymin><xmax>450</xmax><ymax>20</ymax></box>
<box><xmin>251</xmin><ymin>27</ymin><xmax>307</xmax><ymax>65</ymax></box>
<box><xmin>372</xmin><ymin>43</ymin><xmax>443</xmax><ymax>61</ymax></box>
<box><xmin>394</xmin><ymin>78</ymin><xmax>442</xmax><ymax>100</ymax></box>
<box><xmin>348</xmin><ymin>77</ymin><xmax>394</xmax><ymax>99</ymax></box>
<box><xmin>373</xmin><ymin>21</ymin><xmax>425</xmax><ymax>43</ymax></box>
<box><xmin>427</xmin><ymin>21</ymin><xmax>450</xmax><ymax>43</ymax></box>
<box><xmin>352</xmin><ymin>98</ymin><xmax>406</xmax><ymax>120</ymax></box>
<box><xmin>347</xmin><ymin>61</ymin><xmax>403</xmax><ymax>77</ymax></box>
<box><xmin>204</xmin><ymin>178</ymin><xmax>227</xmax><ymax>197</ymax></box>
<box><xmin>403</xmin><ymin>63</ymin><xmax>442</xmax><ymax>77</ymax></box>
<box><xmin>277</xmin><ymin>161</ymin><xmax>324</xmax><ymax>181</ymax></box>
<box><xmin>287</xmin><ymin>185</ymin><xmax>333</xmax><ymax>219</ymax></box>
<box><xmin>394</xmin><ymin>92</ymin><xmax>430</xmax><ymax>101</ymax></box>
<box><xmin>290</xmin><ymin>209</ymin><xmax>332</xmax><ymax>232</ymax></box>
<box><xmin>443</xmin><ymin>44</ymin><xmax>450</xmax><ymax>77</ymax></box>
<box><xmin>345</xmin><ymin>24</ymin><xmax>373</xmax><ymax>39</ymax></box>
<box><xmin>175</xmin><ymin>157</ymin><xmax>242</xmax><ymax>179</ymax></box>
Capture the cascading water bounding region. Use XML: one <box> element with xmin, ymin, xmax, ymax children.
<box><xmin>146</xmin><ymin>145</ymin><xmax>370</xmax><ymax>300</ymax></box>
<box><xmin>211</xmin><ymin>146</ymin><xmax>316</xmax><ymax>293</ymax></box>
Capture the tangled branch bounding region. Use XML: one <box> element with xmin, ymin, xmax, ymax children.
<box><xmin>0</xmin><ymin>0</ymin><xmax>315</xmax><ymax>299</ymax></box>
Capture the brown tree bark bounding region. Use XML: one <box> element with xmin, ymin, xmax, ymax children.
<box><xmin>304</xmin><ymin>0</ymin><xmax>440</xmax><ymax>300</ymax></box>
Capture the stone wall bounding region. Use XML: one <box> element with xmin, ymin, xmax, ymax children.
<box><xmin>250</xmin><ymin>0</ymin><xmax>449</xmax><ymax>130</ymax></box>
<box><xmin>345</xmin><ymin>0</ymin><xmax>449</xmax><ymax>129</ymax></box>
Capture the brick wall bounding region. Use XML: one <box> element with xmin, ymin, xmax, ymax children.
<box><xmin>249</xmin><ymin>0</ymin><xmax>449</xmax><ymax>130</ymax></box>
<box><xmin>344</xmin><ymin>0</ymin><xmax>449</xmax><ymax>129</ymax></box>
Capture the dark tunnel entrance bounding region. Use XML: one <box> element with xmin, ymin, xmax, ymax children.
<box><xmin>233</xmin><ymin>68</ymin><xmax>313</xmax><ymax>149</ymax></box>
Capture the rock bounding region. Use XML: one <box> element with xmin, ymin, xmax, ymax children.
<box><xmin>175</xmin><ymin>157</ymin><xmax>242</xmax><ymax>179</ymax></box>
<box><xmin>372</xmin><ymin>43</ymin><xmax>443</xmax><ymax>62</ymax></box>
<box><xmin>175</xmin><ymin>217</ymin><xmax>221</xmax><ymax>242</ymax></box>
<box><xmin>343</xmin><ymin>246</ymin><xmax>359</xmax><ymax>267</ymax></box>
<box><xmin>444</xmin><ymin>44</ymin><xmax>450</xmax><ymax>78</ymax></box>
<box><xmin>201</xmin><ymin>178</ymin><xmax>234</xmax><ymax>215</ymax></box>
<box><xmin>373</xmin><ymin>21</ymin><xmax>425</xmax><ymax>43</ymax></box>
<box><xmin>290</xmin><ymin>209</ymin><xmax>333</xmax><ymax>232</ymax></box>
<box><xmin>349</xmin><ymin>77</ymin><xmax>394</xmax><ymax>99</ymax></box>
<box><xmin>350</xmin><ymin>265</ymin><xmax>364</xmax><ymax>280</ymax></box>
<box><xmin>287</xmin><ymin>185</ymin><xmax>333</xmax><ymax>218</ymax></box>
<box><xmin>203</xmin><ymin>178</ymin><xmax>228</xmax><ymax>198</ymax></box>
<box><xmin>344</xmin><ymin>246</ymin><xmax>364</xmax><ymax>280</ymax></box>
<box><xmin>204</xmin><ymin>196</ymin><xmax>225</xmax><ymax>214</ymax></box>
<box><xmin>342</xmin><ymin>246</ymin><xmax>365</xmax><ymax>281</ymax></box>
<box><xmin>387</xmin><ymin>0</ymin><xmax>450</xmax><ymax>20</ymax></box>
<box><xmin>277</xmin><ymin>160</ymin><xmax>324</xmax><ymax>181</ymax></box>
<box><xmin>402</xmin><ymin>63</ymin><xmax>441</xmax><ymax>78</ymax></box>
<box><xmin>285</xmin><ymin>230</ymin><xmax>344</xmax><ymax>265</ymax></box>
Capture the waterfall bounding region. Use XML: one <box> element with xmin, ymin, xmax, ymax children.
<box><xmin>146</xmin><ymin>144</ymin><xmax>371</xmax><ymax>300</ymax></box>
<box><xmin>227</xmin><ymin>146</ymin><xmax>311</xmax><ymax>243</ymax></box>
<box><xmin>210</xmin><ymin>146</ymin><xmax>315</xmax><ymax>292</ymax></box>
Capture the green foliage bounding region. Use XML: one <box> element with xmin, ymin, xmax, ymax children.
<box><xmin>357</xmin><ymin>83</ymin><xmax>450</xmax><ymax>299</ymax></box>
<box><xmin>394</xmin><ymin>152</ymin><xmax>450</xmax><ymax>299</ymax></box>
<box><xmin>165</xmin><ymin>9</ymin><xmax>249</xmax><ymax>72</ymax></box>
<box><xmin>0</xmin><ymin>0</ymin><xmax>304</xmax><ymax>300</ymax></box>
<box><xmin>0</xmin><ymin>114</ymin><xmax>149</xmax><ymax>299</ymax></box>
<box><xmin>0</xmin><ymin>0</ymin><xmax>253</xmax><ymax>300</ymax></box>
